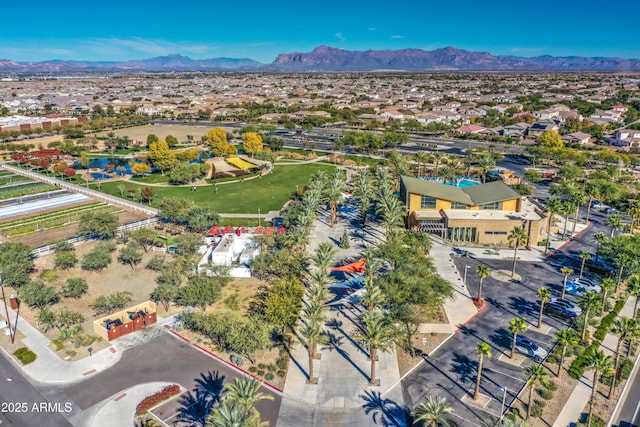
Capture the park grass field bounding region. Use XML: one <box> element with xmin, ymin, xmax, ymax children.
<box><xmin>92</xmin><ymin>163</ymin><xmax>335</xmax><ymax>213</ymax></box>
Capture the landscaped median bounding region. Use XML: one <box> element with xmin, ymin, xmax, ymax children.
<box><xmin>135</xmin><ymin>384</ymin><xmax>182</xmax><ymax>416</ymax></box>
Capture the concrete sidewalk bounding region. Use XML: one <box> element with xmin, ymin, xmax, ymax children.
<box><xmin>553</xmin><ymin>295</ymin><xmax>637</xmax><ymax>427</ymax></box>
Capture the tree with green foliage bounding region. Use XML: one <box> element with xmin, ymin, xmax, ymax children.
<box><xmin>183</xmin><ymin>206</ymin><xmax>221</xmax><ymax>232</ymax></box>
<box><xmin>524</xmin><ymin>364</ymin><xmax>549</xmax><ymax>420</ymax></box>
<box><xmin>19</xmin><ymin>280</ymin><xmax>59</xmax><ymax>308</ymax></box>
<box><xmin>78</xmin><ymin>210</ymin><xmax>119</xmax><ymax>238</ymax></box>
<box><xmin>579</xmin><ymin>252</ymin><xmax>591</xmax><ymax>278</ymax></box>
<box><xmin>2</xmin><ymin>263</ymin><xmax>31</xmax><ymax>289</ymax></box>
<box><xmin>150</xmin><ymin>284</ymin><xmax>178</xmax><ymax>311</ymax></box>
<box><xmin>474</xmin><ymin>342</ymin><xmax>492</xmax><ymax>400</ymax></box>
<box><xmin>146</xmin><ymin>133</ymin><xmax>159</xmax><ymax>146</ymax></box>
<box><xmin>159</xmin><ymin>197</ymin><xmax>194</xmax><ymax>223</ymax></box>
<box><xmin>173</xmin><ymin>232</ymin><xmax>205</xmax><ymax>255</ymax></box>
<box><xmin>538</xmin><ymin>130</ymin><xmax>564</xmax><ymax>148</ymax></box>
<box><xmin>118</xmin><ymin>243</ymin><xmax>143</xmax><ymax>270</ymax></box>
<box><xmin>54</xmin><ymin>247</ymin><xmax>78</xmax><ymax>269</ymax></box>
<box><xmin>605</xmin><ymin>213</ymin><xmax>623</xmax><ymax>238</ymax></box>
<box><xmin>555</xmin><ymin>328</ymin><xmax>579</xmax><ymax>377</ymax></box>
<box><xmin>165</xmin><ymin>134</ymin><xmax>178</xmax><ymax>147</ymax></box>
<box><xmin>476</xmin><ymin>264</ymin><xmax>491</xmax><ymax>303</ymax></box>
<box><xmin>129</xmin><ymin>227</ymin><xmax>158</xmax><ymax>252</ymax></box>
<box><xmin>509</xmin><ymin>318</ymin><xmax>528</xmax><ymax>358</ymax></box>
<box><xmin>600</xmin><ymin>277</ymin><xmax>616</xmax><ymax>313</ymax></box>
<box><xmin>262</xmin><ymin>278</ymin><xmax>304</xmax><ymax>335</ymax></box>
<box><xmin>610</xmin><ymin>317</ymin><xmax>638</xmax><ymax>399</ymax></box>
<box><xmin>594</xmin><ymin>232</ymin><xmax>607</xmax><ymax>263</ymax></box>
<box><xmin>585</xmin><ymin>350</ymin><xmax>614</xmax><ymax>427</ymax></box>
<box><xmin>537</xmin><ymin>287</ymin><xmax>552</xmax><ymax>328</ymax></box>
<box><xmin>508</xmin><ymin>226</ymin><xmax>528</xmax><ymax>278</ymax></box>
<box><xmin>299</xmin><ymin>319</ymin><xmax>325</xmax><ymax>384</ymax></box>
<box><xmin>91</xmin><ymin>291</ymin><xmax>133</xmax><ymax>315</ymax></box>
<box><xmin>560</xmin><ymin>267</ymin><xmax>574</xmax><ymax>299</ymax></box>
<box><xmin>177</xmin><ymin>275</ymin><xmax>222</xmax><ymax>311</ymax></box>
<box><xmin>351</xmin><ymin>169</ymin><xmax>374</xmax><ymax>227</ymax></box>
<box><xmin>80</xmin><ymin>246</ymin><xmax>113</xmax><ymax>271</ymax></box>
<box><xmin>355</xmin><ymin>311</ymin><xmax>396</xmax><ymax>385</ymax></box>
<box><xmin>411</xmin><ymin>396</ymin><xmax>454</xmax><ymax>427</ymax></box>
<box><xmin>62</xmin><ymin>278</ymin><xmax>88</xmax><ymax>299</ymax></box>
<box><xmin>323</xmin><ymin>170</ymin><xmax>347</xmax><ymax>227</ymax></box>
<box><xmin>579</xmin><ymin>291</ymin><xmax>601</xmax><ymax>340</ymax></box>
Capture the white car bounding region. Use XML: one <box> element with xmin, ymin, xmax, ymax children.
<box><xmin>549</xmin><ymin>298</ymin><xmax>583</xmax><ymax>315</ymax></box>
<box><xmin>572</xmin><ymin>277</ymin><xmax>601</xmax><ymax>293</ymax></box>
<box><xmin>513</xmin><ymin>336</ymin><xmax>548</xmax><ymax>362</ymax></box>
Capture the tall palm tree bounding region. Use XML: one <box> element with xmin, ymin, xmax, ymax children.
<box><xmin>355</xmin><ymin>312</ymin><xmax>396</xmax><ymax>385</ymax></box>
<box><xmin>605</xmin><ymin>213</ymin><xmax>623</xmax><ymax>238</ymax></box>
<box><xmin>600</xmin><ymin>278</ymin><xmax>616</xmax><ymax>313</ymax></box>
<box><xmin>476</xmin><ymin>264</ymin><xmax>491</xmax><ymax>303</ymax></box>
<box><xmin>555</xmin><ymin>328</ymin><xmax>579</xmax><ymax>377</ymax></box>
<box><xmin>477</xmin><ymin>153</ymin><xmax>496</xmax><ymax>184</ymax></box>
<box><xmin>312</xmin><ymin>242</ymin><xmax>337</xmax><ymax>271</ymax></box>
<box><xmin>207</xmin><ymin>399</ymin><xmax>267</xmax><ymax>427</ymax></box>
<box><xmin>585</xmin><ymin>350</ymin><xmax>614</xmax><ymax>427</ymax></box>
<box><xmin>593</xmin><ymin>232</ymin><xmax>607</xmax><ymax>263</ymax></box>
<box><xmin>560</xmin><ymin>267</ymin><xmax>574</xmax><ymax>299</ymax></box>
<box><xmin>560</xmin><ymin>201</ymin><xmax>574</xmax><ymax>240</ymax></box>
<box><xmin>629</xmin><ymin>200</ymin><xmax>640</xmax><ymax>234</ymax></box>
<box><xmin>508</xmin><ymin>226</ymin><xmax>528</xmax><ymax>278</ymax></box>
<box><xmin>222</xmin><ymin>377</ymin><xmax>273</xmax><ymax>407</ymax></box>
<box><xmin>524</xmin><ymin>364</ymin><xmax>549</xmax><ymax>420</ymax></box>
<box><xmin>614</xmin><ymin>252</ymin><xmax>632</xmax><ymax>293</ymax></box>
<box><xmin>430</xmin><ymin>151</ymin><xmax>447</xmax><ymax>177</ymax></box>
<box><xmin>626</xmin><ymin>274</ymin><xmax>640</xmax><ymax>318</ymax></box>
<box><xmin>414</xmin><ymin>151</ymin><xmax>429</xmax><ymax>178</ymax></box>
<box><xmin>352</xmin><ymin>169</ymin><xmax>375</xmax><ymax>227</ymax></box>
<box><xmin>544</xmin><ymin>198</ymin><xmax>563</xmax><ymax>254</ymax></box>
<box><xmin>299</xmin><ymin>319</ymin><xmax>326</xmax><ymax>384</ymax></box>
<box><xmin>439</xmin><ymin>163</ymin><xmax>458</xmax><ymax>186</ymax></box>
<box><xmin>306</xmin><ymin>269</ymin><xmax>332</xmax><ymax>290</ymax></box>
<box><xmin>411</xmin><ymin>395</ymin><xmax>454</xmax><ymax>427</ymax></box>
<box><xmin>579</xmin><ymin>291</ymin><xmax>601</xmax><ymax>341</ymax></box>
<box><xmin>537</xmin><ymin>287</ymin><xmax>552</xmax><ymax>328</ymax></box>
<box><xmin>583</xmin><ymin>182</ymin><xmax>602</xmax><ymax>226</ymax></box>
<box><xmin>579</xmin><ymin>252</ymin><xmax>591</xmax><ymax>278</ymax></box>
<box><xmin>323</xmin><ymin>170</ymin><xmax>347</xmax><ymax>227</ymax></box>
<box><xmin>509</xmin><ymin>318</ymin><xmax>528</xmax><ymax>358</ymax></box>
<box><xmin>609</xmin><ymin>317</ymin><xmax>638</xmax><ymax>398</ymax></box>
<box><xmin>570</xmin><ymin>190</ymin><xmax>586</xmax><ymax>234</ymax></box>
<box><xmin>474</xmin><ymin>342</ymin><xmax>492</xmax><ymax>400</ymax></box>
<box><xmin>376</xmin><ymin>195</ymin><xmax>406</xmax><ymax>239</ymax></box>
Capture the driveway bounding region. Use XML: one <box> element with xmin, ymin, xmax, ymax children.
<box><xmin>61</xmin><ymin>332</ymin><xmax>282</xmax><ymax>426</ymax></box>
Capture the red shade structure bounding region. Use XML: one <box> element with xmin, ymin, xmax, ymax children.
<box><xmin>329</xmin><ymin>259</ymin><xmax>366</xmax><ymax>273</ymax></box>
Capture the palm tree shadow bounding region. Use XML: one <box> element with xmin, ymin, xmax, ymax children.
<box><xmin>361</xmin><ymin>389</ymin><xmax>412</xmax><ymax>427</ymax></box>
<box><xmin>176</xmin><ymin>371</ymin><xmax>225</xmax><ymax>426</ymax></box>
<box><xmin>450</xmin><ymin>352</ymin><xmax>477</xmax><ymax>385</ymax></box>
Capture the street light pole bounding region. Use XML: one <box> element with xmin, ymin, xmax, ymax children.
<box><xmin>463</xmin><ymin>264</ymin><xmax>470</xmax><ymax>288</ymax></box>
<box><xmin>0</xmin><ymin>276</ymin><xmax>15</xmax><ymax>344</ymax></box>
<box><xmin>499</xmin><ymin>386</ymin><xmax>507</xmax><ymax>423</ymax></box>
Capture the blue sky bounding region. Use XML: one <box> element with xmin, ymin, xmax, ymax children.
<box><xmin>2</xmin><ymin>0</ymin><xmax>639</xmax><ymax>62</ymax></box>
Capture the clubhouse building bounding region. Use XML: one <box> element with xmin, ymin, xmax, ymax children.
<box><xmin>399</xmin><ymin>176</ymin><xmax>549</xmax><ymax>245</ymax></box>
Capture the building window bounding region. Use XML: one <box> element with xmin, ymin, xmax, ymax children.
<box><xmin>481</xmin><ymin>202</ymin><xmax>502</xmax><ymax>210</ymax></box>
<box><xmin>451</xmin><ymin>202</ymin><xmax>468</xmax><ymax>209</ymax></box>
<box><xmin>447</xmin><ymin>227</ymin><xmax>477</xmax><ymax>242</ymax></box>
<box><xmin>420</xmin><ymin>195</ymin><xmax>436</xmax><ymax>209</ymax></box>
<box><xmin>484</xmin><ymin>231</ymin><xmax>508</xmax><ymax>235</ymax></box>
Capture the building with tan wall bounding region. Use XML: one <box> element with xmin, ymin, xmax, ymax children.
<box><xmin>399</xmin><ymin>176</ymin><xmax>549</xmax><ymax>245</ymax></box>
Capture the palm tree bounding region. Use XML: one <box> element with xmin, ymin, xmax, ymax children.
<box><xmin>605</xmin><ymin>213</ymin><xmax>623</xmax><ymax>238</ymax></box>
<box><xmin>544</xmin><ymin>198</ymin><xmax>563</xmax><ymax>254</ymax></box>
<box><xmin>629</xmin><ymin>200</ymin><xmax>640</xmax><ymax>234</ymax></box>
<box><xmin>474</xmin><ymin>342</ymin><xmax>492</xmax><ymax>400</ymax></box>
<box><xmin>430</xmin><ymin>151</ymin><xmax>447</xmax><ymax>177</ymax></box>
<box><xmin>223</xmin><ymin>377</ymin><xmax>273</xmax><ymax>407</ymax></box>
<box><xmin>476</xmin><ymin>264</ymin><xmax>491</xmax><ymax>303</ymax></box>
<box><xmin>299</xmin><ymin>319</ymin><xmax>325</xmax><ymax>384</ymax></box>
<box><xmin>355</xmin><ymin>312</ymin><xmax>396</xmax><ymax>385</ymax></box>
<box><xmin>560</xmin><ymin>201</ymin><xmax>574</xmax><ymax>240</ymax></box>
<box><xmin>570</xmin><ymin>190</ymin><xmax>586</xmax><ymax>234</ymax></box>
<box><xmin>585</xmin><ymin>350</ymin><xmax>614</xmax><ymax>427</ymax></box>
<box><xmin>312</xmin><ymin>242</ymin><xmax>337</xmax><ymax>271</ymax></box>
<box><xmin>614</xmin><ymin>252</ymin><xmax>632</xmax><ymax>293</ymax></box>
<box><xmin>593</xmin><ymin>232</ymin><xmax>607</xmax><ymax>263</ymax></box>
<box><xmin>609</xmin><ymin>317</ymin><xmax>638</xmax><ymax>398</ymax></box>
<box><xmin>524</xmin><ymin>364</ymin><xmax>549</xmax><ymax>420</ymax></box>
<box><xmin>411</xmin><ymin>395</ymin><xmax>454</xmax><ymax>427</ymax></box>
<box><xmin>560</xmin><ymin>267</ymin><xmax>574</xmax><ymax>299</ymax></box>
<box><xmin>306</xmin><ymin>269</ymin><xmax>332</xmax><ymax>289</ymax></box>
<box><xmin>376</xmin><ymin>195</ymin><xmax>405</xmax><ymax>239</ymax></box>
<box><xmin>414</xmin><ymin>151</ymin><xmax>429</xmax><ymax>178</ymax></box>
<box><xmin>477</xmin><ymin>153</ymin><xmax>496</xmax><ymax>184</ymax></box>
<box><xmin>579</xmin><ymin>252</ymin><xmax>591</xmax><ymax>278</ymax></box>
<box><xmin>352</xmin><ymin>169</ymin><xmax>375</xmax><ymax>227</ymax></box>
<box><xmin>323</xmin><ymin>170</ymin><xmax>347</xmax><ymax>227</ymax></box>
<box><xmin>626</xmin><ymin>274</ymin><xmax>640</xmax><ymax>318</ymax></box>
<box><xmin>579</xmin><ymin>291</ymin><xmax>601</xmax><ymax>341</ymax></box>
<box><xmin>509</xmin><ymin>318</ymin><xmax>528</xmax><ymax>358</ymax></box>
<box><xmin>537</xmin><ymin>288</ymin><xmax>552</xmax><ymax>328</ymax></box>
<box><xmin>554</xmin><ymin>328</ymin><xmax>579</xmax><ymax>377</ymax></box>
<box><xmin>208</xmin><ymin>399</ymin><xmax>267</xmax><ymax>427</ymax></box>
<box><xmin>508</xmin><ymin>226</ymin><xmax>528</xmax><ymax>278</ymax></box>
<box><xmin>439</xmin><ymin>163</ymin><xmax>458</xmax><ymax>186</ymax></box>
<box><xmin>600</xmin><ymin>278</ymin><xmax>616</xmax><ymax>313</ymax></box>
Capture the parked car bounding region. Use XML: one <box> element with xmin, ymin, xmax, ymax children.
<box><xmin>513</xmin><ymin>336</ymin><xmax>548</xmax><ymax>362</ymax></box>
<box><xmin>591</xmin><ymin>201</ymin><xmax>602</xmax><ymax>209</ymax></box>
<box><xmin>605</xmin><ymin>207</ymin><xmax>620</xmax><ymax>214</ymax></box>
<box><xmin>565</xmin><ymin>282</ymin><xmax>588</xmax><ymax>297</ymax></box>
<box><xmin>549</xmin><ymin>298</ymin><xmax>583</xmax><ymax>315</ymax></box>
<box><xmin>544</xmin><ymin>303</ymin><xmax>578</xmax><ymax>322</ymax></box>
<box><xmin>573</xmin><ymin>277</ymin><xmax>601</xmax><ymax>293</ymax></box>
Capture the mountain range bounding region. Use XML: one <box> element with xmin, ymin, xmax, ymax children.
<box><xmin>1</xmin><ymin>46</ymin><xmax>640</xmax><ymax>72</ymax></box>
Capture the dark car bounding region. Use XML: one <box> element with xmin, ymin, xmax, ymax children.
<box><xmin>544</xmin><ymin>302</ymin><xmax>577</xmax><ymax>322</ymax></box>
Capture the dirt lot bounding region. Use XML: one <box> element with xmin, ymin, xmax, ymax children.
<box><xmin>97</xmin><ymin>124</ymin><xmax>235</xmax><ymax>143</ymax></box>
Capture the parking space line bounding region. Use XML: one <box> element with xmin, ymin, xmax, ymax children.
<box><xmin>485</xmin><ymin>367</ymin><xmax>526</xmax><ymax>383</ymax></box>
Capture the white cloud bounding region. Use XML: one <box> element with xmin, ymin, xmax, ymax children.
<box><xmin>368</xmin><ymin>27</ymin><xmax>377</xmax><ymax>31</ymax></box>
<box><xmin>335</xmin><ymin>32</ymin><xmax>346</xmax><ymax>41</ymax></box>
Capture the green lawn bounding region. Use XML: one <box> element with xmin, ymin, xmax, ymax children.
<box><xmin>92</xmin><ymin>163</ymin><xmax>335</xmax><ymax>213</ymax></box>
<box><xmin>131</xmin><ymin>174</ymin><xmax>170</xmax><ymax>184</ymax></box>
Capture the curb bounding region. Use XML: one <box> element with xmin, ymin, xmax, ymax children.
<box><xmin>455</xmin><ymin>299</ymin><xmax>488</xmax><ymax>333</ymax></box>
<box><xmin>607</xmin><ymin>327</ymin><xmax>640</xmax><ymax>426</ymax></box>
<box><xmin>166</xmin><ymin>328</ymin><xmax>283</xmax><ymax>395</ymax></box>
<box><xmin>544</xmin><ymin>221</ymin><xmax>592</xmax><ymax>260</ymax></box>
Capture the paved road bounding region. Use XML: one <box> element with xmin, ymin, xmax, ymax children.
<box><xmin>614</xmin><ymin>373</ymin><xmax>640</xmax><ymax>427</ymax></box>
<box><xmin>61</xmin><ymin>332</ymin><xmax>281</xmax><ymax>426</ymax></box>
<box><xmin>0</xmin><ymin>351</ymin><xmax>73</xmax><ymax>427</ymax></box>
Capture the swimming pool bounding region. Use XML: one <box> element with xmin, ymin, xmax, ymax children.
<box><xmin>418</xmin><ymin>176</ymin><xmax>480</xmax><ymax>188</ymax></box>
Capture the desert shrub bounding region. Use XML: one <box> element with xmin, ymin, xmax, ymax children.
<box><xmin>62</xmin><ymin>278</ymin><xmax>88</xmax><ymax>298</ymax></box>
<box><xmin>539</xmin><ymin>388</ymin><xmax>554</xmax><ymax>400</ymax></box>
<box><xmin>530</xmin><ymin>401</ymin><xmax>544</xmax><ymax>418</ymax></box>
<box><xmin>265</xmin><ymin>372</ymin><xmax>274</xmax><ymax>381</ymax></box>
<box><xmin>91</xmin><ymin>291</ymin><xmax>133</xmax><ymax>315</ymax></box>
<box><xmin>81</xmin><ymin>247</ymin><xmax>112</xmax><ymax>271</ymax></box>
<box><xmin>545</xmin><ymin>380</ymin><xmax>558</xmax><ymax>391</ymax></box>
<box><xmin>135</xmin><ymin>385</ymin><xmax>181</xmax><ymax>416</ymax></box>
<box><xmin>248</xmin><ymin>366</ymin><xmax>257</xmax><ymax>373</ymax></box>
<box><xmin>20</xmin><ymin>280</ymin><xmax>59</xmax><ymax>307</ymax></box>
<box><xmin>55</xmin><ymin>251</ymin><xmax>77</xmax><ymax>270</ymax></box>
<box><xmin>146</xmin><ymin>255</ymin><xmax>166</xmax><ymax>271</ymax></box>
<box><xmin>13</xmin><ymin>347</ymin><xmax>36</xmax><ymax>365</ymax></box>
<box><xmin>51</xmin><ymin>339</ymin><xmax>65</xmax><ymax>351</ymax></box>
